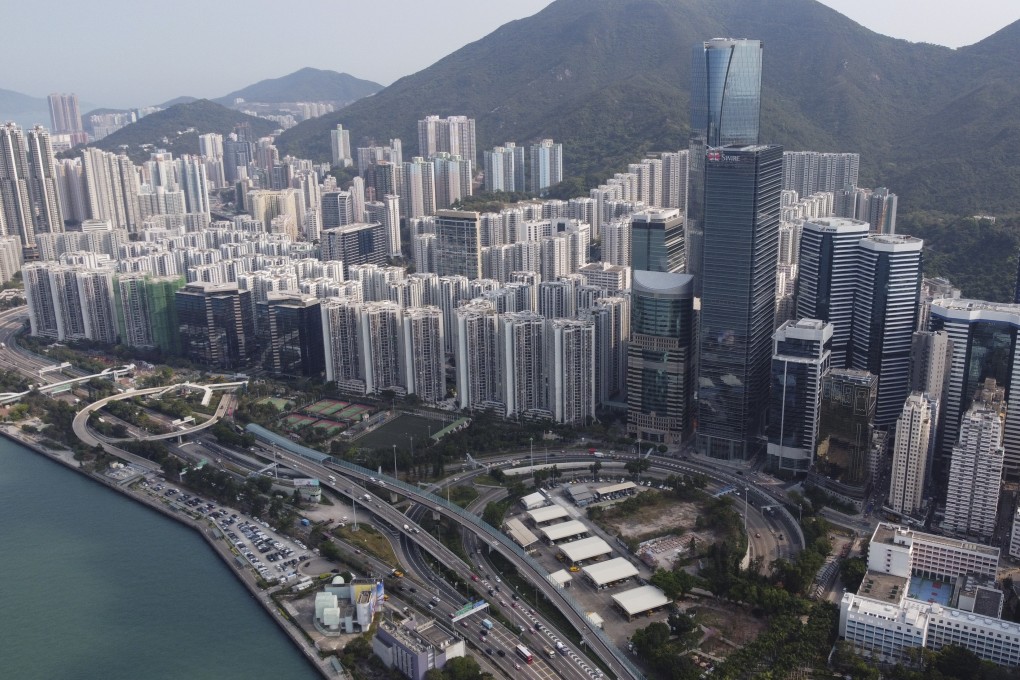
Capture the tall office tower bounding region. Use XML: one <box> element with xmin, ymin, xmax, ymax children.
<box><xmin>500</xmin><ymin>311</ymin><xmax>548</xmax><ymax>419</ymax></box>
<box><xmin>782</xmin><ymin>151</ymin><xmax>860</xmax><ymax>197</ymax></box>
<box><xmin>929</xmin><ymin>299</ymin><xmax>1020</xmax><ymax>478</ymax></box>
<box><xmin>529</xmin><ymin>139</ymin><xmax>563</xmax><ymax>196</ymax></box>
<box><xmin>321</xmin><ymin>191</ymin><xmax>355</xmax><ymax>229</ymax></box>
<box><xmin>255</xmin><ymin>294</ymin><xmax>324</xmax><ymax>377</ymax></box>
<box><xmin>76</xmin><ymin>269</ymin><xmax>119</xmax><ymax>344</ymax></box>
<box><xmin>548</xmin><ymin>318</ymin><xmax>596</xmax><ymax>425</ymax></box>
<box><xmin>630</xmin><ymin>208</ymin><xmax>684</xmax><ymax>273</ymax></box>
<box><xmin>330</xmin><ymin>124</ymin><xmax>352</xmax><ymax>168</ymax></box>
<box><xmin>360</xmin><ymin>301</ymin><xmax>404</xmax><ymax>394</ymax></box>
<box><xmin>601</xmin><ymin>219</ymin><xmax>631</xmax><ymax>267</ymax></box>
<box><xmin>697</xmin><ymin>144</ymin><xmax>782</xmax><ymax>460</ymax></box>
<box><xmin>943</xmin><ymin>394</ymin><xmax>1005</xmax><ymax>539</ymax></box>
<box><xmin>174</xmin><ymin>282</ymin><xmax>255</xmax><ymax>370</ymax></box>
<box><xmin>47</xmin><ymin>93</ymin><xmax>86</xmax><ymax>144</ymax></box>
<box><xmin>687</xmin><ymin>38</ymin><xmax>763</xmax><ymax>297</ymax></box>
<box><xmin>350</xmin><ymin>176</ymin><xmax>366</xmax><ymax>222</ymax></box>
<box><xmin>484</xmin><ymin>145</ymin><xmax>519</xmax><ymax>192</ymax></box>
<box><xmin>400</xmin><ymin>157</ymin><xmax>436</xmax><ymax>219</ymax></box>
<box><xmin>795</xmin><ymin>217</ymin><xmax>871</xmax><ymax>368</ymax></box>
<box><xmin>626</xmin><ymin>271</ymin><xmax>695</xmax><ymax>446</ymax></box>
<box><xmin>432</xmin><ymin>153</ymin><xmax>472</xmax><ymax>209</ymax></box>
<box><xmin>660</xmin><ymin>150</ymin><xmax>689</xmax><ymax>210</ymax></box>
<box><xmin>850</xmin><ymin>234</ymin><xmax>923</xmax><ymax>427</ymax></box>
<box><xmin>888</xmin><ymin>392</ymin><xmax>934</xmax><ymax>517</ymax></box>
<box><xmin>816</xmin><ymin>369</ymin><xmax>877</xmax><ymax>487</ymax></box>
<box><xmin>401</xmin><ymin>306</ymin><xmax>445</xmax><ymax>402</ymax></box>
<box><xmin>766</xmin><ymin>319</ymin><xmax>833</xmax><ymax>472</ymax></box>
<box><xmin>455</xmin><ymin>300</ymin><xmax>502</xmax><ymax>411</ymax></box>
<box><xmin>435</xmin><ymin>210</ymin><xmax>481</xmax><ymax>279</ymax></box>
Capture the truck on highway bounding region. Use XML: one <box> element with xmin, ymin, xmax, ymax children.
<box><xmin>403</xmin><ymin>524</ymin><xmax>410</xmax><ymax>531</ymax></box>
<box><xmin>362</xmin><ymin>494</ymin><xmax>371</xmax><ymax>501</ymax></box>
<box><xmin>327</xmin><ymin>475</ymin><xmax>336</xmax><ymax>483</ymax></box>
<box><xmin>591</xmin><ymin>451</ymin><xmax>604</xmax><ymax>458</ymax></box>
<box><xmin>481</xmin><ymin>619</ymin><xmax>494</xmax><ymax>630</ymax></box>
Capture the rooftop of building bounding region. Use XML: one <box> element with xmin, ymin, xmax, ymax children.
<box><xmin>802</xmin><ymin>217</ymin><xmax>870</xmax><ymax>231</ymax></box>
<box><xmin>872</xmin><ymin>523</ymin><xmax>1000</xmax><ymax>558</ymax></box>
<box><xmin>859</xmin><ymin>570</ymin><xmax>909</xmax><ymax>604</ymax></box>
<box><xmin>931</xmin><ymin>298</ymin><xmax>1020</xmax><ymax>318</ymax></box>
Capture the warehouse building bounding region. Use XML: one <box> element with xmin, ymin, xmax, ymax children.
<box><xmin>559</xmin><ymin>536</ymin><xmax>612</xmax><ymax>565</ymax></box>
<box><xmin>612</xmin><ymin>585</ymin><xmax>670</xmax><ymax>620</ymax></box>
<box><xmin>540</xmin><ymin>520</ymin><xmax>590</xmax><ymax>544</ymax></box>
<box><xmin>582</xmin><ymin>557</ymin><xmax>639</xmax><ymax>589</ymax></box>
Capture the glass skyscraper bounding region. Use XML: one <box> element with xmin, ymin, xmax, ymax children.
<box><xmin>626</xmin><ymin>271</ymin><xmax>695</xmax><ymax>447</ymax></box>
<box><xmin>687</xmin><ymin>38</ymin><xmax>763</xmax><ymax>296</ymax></box>
<box><xmin>696</xmin><ymin>144</ymin><xmax>782</xmax><ymax>460</ymax></box>
<box><xmin>630</xmin><ymin>208</ymin><xmax>684</xmax><ymax>273</ymax></box>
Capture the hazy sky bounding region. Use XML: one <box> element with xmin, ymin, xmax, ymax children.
<box><xmin>3</xmin><ymin>0</ymin><xmax>1018</xmax><ymax>109</ymax></box>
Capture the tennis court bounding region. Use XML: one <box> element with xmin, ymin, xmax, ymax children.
<box><xmin>312</xmin><ymin>420</ymin><xmax>345</xmax><ymax>435</ymax></box>
<box><xmin>319</xmin><ymin>401</ymin><xmax>351</xmax><ymax>416</ymax></box>
<box><xmin>337</xmin><ymin>404</ymin><xmax>371</xmax><ymax>420</ymax></box>
<box><xmin>304</xmin><ymin>398</ymin><xmax>347</xmax><ymax>415</ymax></box>
<box><xmin>908</xmin><ymin>576</ymin><xmax>953</xmax><ymax>606</ymax></box>
<box><xmin>282</xmin><ymin>414</ymin><xmax>318</xmax><ymax>430</ymax></box>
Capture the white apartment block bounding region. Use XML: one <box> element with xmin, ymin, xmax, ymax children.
<box><xmin>943</xmin><ymin>406</ymin><xmax>1005</xmax><ymax>540</ymax></box>
<box><xmin>888</xmin><ymin>393</ymin><xmax>932</xmax><ymax>517</ymax></box>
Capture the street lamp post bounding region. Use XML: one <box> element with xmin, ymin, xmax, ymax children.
<box><xmin>530</xmin><ymin>437</ymin><xmax>535</xmax><ymax>486</ymax></box>
<box><xmin>393</xmin><ymin>444</ymin><xmax>398</xmax><ymax>480</ymax></box>
<box><xmin>744</xmin><ymin>486</ymin><xmax>749</xmax><ymax>533</ymax></box>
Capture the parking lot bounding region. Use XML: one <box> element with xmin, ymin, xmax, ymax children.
<box><xmin>139</xmin><ymin>478</ymin><xmax>310</xmax><ymax>584</ymax></box>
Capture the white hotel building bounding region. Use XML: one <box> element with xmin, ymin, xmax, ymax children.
<box><xmin>840</xmin><ymin>524</ymin><xmax>1019</xmax><ymax>666</ymax></box>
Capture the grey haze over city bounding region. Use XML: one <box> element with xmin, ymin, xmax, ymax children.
<box><xmin>2</xmin><ymin>0</ymin><xmax>1018</xmax><ymax>108</ymax></box>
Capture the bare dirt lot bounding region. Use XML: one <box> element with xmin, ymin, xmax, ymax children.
<box><xmin>594</xmin><ymin>492</ymin><xmax>720</xmax><ymax>569</ymax></box>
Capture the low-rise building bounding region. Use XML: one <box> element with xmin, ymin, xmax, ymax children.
<box><xmin>372</xmin><ymin>616</ymin><xmax>465</xmax><ymax>680</ymax></box>
<box><xmin>839</xmin><ymin>524</ymin><xmax>1020</xmax><ymax>666</ymax></box>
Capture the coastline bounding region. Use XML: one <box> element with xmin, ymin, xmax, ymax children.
<box><xmin>0</xmin><ymin>426</ymin><xmax>336</xmax><ymax>680</ymax></box>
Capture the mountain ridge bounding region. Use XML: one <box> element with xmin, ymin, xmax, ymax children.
<box><xmin>275</xmin><ymin>0</ymin><xmax>1020</xmax><ymax>214</ymax></box>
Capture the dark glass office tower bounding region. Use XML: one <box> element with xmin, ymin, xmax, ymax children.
<box><xmin>687</xmin><ymin>38</ymin><xmax>763</xmax><ymax>296</ymax></box>
<box><xmin>626</xmin><ymin>271</ymin><xmax>696</xmax><ymax>447</ymax></box>
<box><xmin>175</xmin><ymin>282</ymin><xmax>255</xmax><ymax>371</ymax></box>
<box><xmin>696</xmin><ymin>144</ymin><xmax>782</xmax><ymax>460</ymax></box>
<box><xmin>630</xmin><ymin>208</ymin><xmax>685</xmax><ymax>273</ymax></box>
<box><xmin>256</xmin><ymin>294</ymin><xmax>325</xmax><ymax>378</ymax></box>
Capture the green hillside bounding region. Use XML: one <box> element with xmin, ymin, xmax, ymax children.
<box><xmin>275</xmin><ymin>0</ymin><xmax>1020</xmax><ymax>215</ymax></box>
<box><xmin>213</xmin><ymin>67</ymin><xmax>382</xmax><ymax>106</ymax></box>
<box><xmin>69</xmin><ymin>99</ymin><xmax>276</xmax><ymax>163</ymax></box>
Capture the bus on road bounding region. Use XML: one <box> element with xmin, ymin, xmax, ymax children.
<box><xmin>515</xmin><ymin>645</ymin><xmax>534</xmax><ymax>664</ymax></box>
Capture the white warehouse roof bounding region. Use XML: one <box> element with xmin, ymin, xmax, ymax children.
<box><xmin>520</xmin><ymin>491</ymin><xmax>547</xmax><ymax>510</ymax></box>
<box><xmin>504</xmin><ymin>518</ymin><xmax>539</xmax><ymax>547</ymax></box>
<box><xmin>581</xmin><ymin>557</ymin><xmax>639</xmax><ymax>586</ymax></box>
<box><xmin>559</xmin><ymin>536</ymin><xmax>612</xmax><ymax>564</ymax></box>
<box><xmin>548</xmin><ymin>569</ymin><xmax>573</xmax><ymax>587</ymax></box>
<box><xmin>595</xmin><ymin>481</ymin><xmax>637</xmax><ymax>496</ymax></box>
<box><xmin>612</xmin><ymin>585</ymin><xmax>669</xmax><ymax>616</ymax></box>
<box><xmin>527</xmin><ymin>505</ymin><xmax>570</xmax><ymax>525</ymax></box>
<box><xmin>540</xmin><ymin>520</ymin><xmax>590</xmax><ymax>543</ymax></box>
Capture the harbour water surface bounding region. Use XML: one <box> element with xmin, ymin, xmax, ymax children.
<box><xmin>0</xmin><ymin>440</ymin><xmax>321</xmax><ymax>680</ymax></box>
